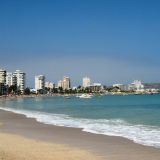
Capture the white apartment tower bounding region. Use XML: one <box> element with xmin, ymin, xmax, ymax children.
<box><xmin>6</xmin><ymin>72</ymin><xmax>17</xmax><ymax>87</ymax></box>
<box><xmin>83</xmin><ymin>76</ymin><xmax>91</xmax><ymax>88</ymax></box>
<box><xmin>62</xmin><ymin>76</ymin><xmax>71</xmax><ymax>90</ymax></box>
<box><xmin>14</xmin><ymin>70</ymin><xmax>26</xmax><ymax>93</ymax></box>
<box><xmin>35</xmin><ymin>75</ymin><xmax>45</xmax><ymax>90</ymax></box>
<box><xmin>0</xmin><ymin>69</ymin><xmax>6</xmax><ymax>84</ymax></box>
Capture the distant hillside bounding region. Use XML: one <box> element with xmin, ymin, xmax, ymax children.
<box><xmin>144</xmin><ymin>83</ymin><xmax>160</xmax><ymax>89</ymax></box>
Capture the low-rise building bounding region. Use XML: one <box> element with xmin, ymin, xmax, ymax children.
<box><xmin>113</xmin><ymin>84</ymin><xmax>128</xmax><ymax>91</ymax></box>
<box><xmin>58</xmin><ymin>80</ymin><xmax>63</xmax><ymax>88</ymax></box>
<box><xmin>45</xmin><ymin>82</ymin><xmax>55</xmax><ymax>89</ymax></box>
<box><xmin>128</xmin><ymin>80</ymin><xmax>144</xmax><ymax>92</ymax></box>
<box><xmin>89</xmin><ymin>83</ymin><xmax>103</xmax><ymax>92</ymax></box>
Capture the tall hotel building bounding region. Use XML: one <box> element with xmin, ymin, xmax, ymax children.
<box><xmin>0</xmin><ymin>68</ymin><xmax>6</xmax><ymax>84</ymax></box>
<box><xmin>14</xmin><ymin>70</ymin><xmax>26</xmax><ymax>93</ymax></box>
<box><xmin>58</xmin><ymin>76</ymin><xmax>71</xmax><ymax>90</ymax></box>
<box><xmin>0</xmin><ymin>68</ymin><xmax>7</xmax><ymax>95</ymax></box>
<box><xmin>35</xmin><ymin>75</ymin><xmax>45</xmax><ymax>90</ymax></box>
<box><xmin>83</xmin><ymin>76</ymin><xmax>91</xmax><ymax>88</ymax></box>
<box><xmin>62</xmin><ymin>76</ymin><xmax>71</xmax><ymax>90</ymax></box>
<box><xmin>6</xmin><ymin>72</ymin><xmax>17</xmax><ymax>87</ymax></box>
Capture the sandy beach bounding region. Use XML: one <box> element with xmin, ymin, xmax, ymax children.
<box><xmin>0</xmin><ymin>133</ymin><xmax>104</xmax><ymax>160</ymax></box>
<box><xmin>0</xmin><ymin>109</ymin><xmax>160</xmax><ymax>160</ymax></box>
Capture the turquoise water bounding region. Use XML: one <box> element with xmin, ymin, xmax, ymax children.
<box><xmin>0</xmin><ymin>94</ymin><xmax>160</xmax><ymax>148</ymax></box>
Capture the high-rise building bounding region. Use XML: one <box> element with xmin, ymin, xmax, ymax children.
<box><xmin>35</xmin><ymin>75</ymin><xmax>45</xmax><ymax>91</ymax></box>
<box><xmin>58</xmin><ymin>76</ymin><xmax>71</xmax><ymax>90</ymax></box>
<box><xmin>14</xmin><ymin>70</ymin><xmax>26</xmax><ymax>93</ymax></box>
<box><xmin>62</xmin><ymin>76</ymin><xmax>71</xmax><ymax>90</ymax></box>
<box><xmin>83</xmin><ymin>77</ymin><xmax>91</xmax><ymax>88</ymax></box>
<box><xmin>0</xmin><ymin>68</ymin><xmax>6</xmax><ymax>84</ymax></box>
<box><xmin>0</xmin><ymin>83</ymin><xmax>6</xmax><ymax>95</ymax></box>
<box><xmin>6</xmin><ymin>72</ymin><xmax>17</xmax><ymax>87</ymax></box>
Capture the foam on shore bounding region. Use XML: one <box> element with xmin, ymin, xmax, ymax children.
<box><xmin>0</xmin><ymin>106</ymin><xmax>160</xmax><ymax>148</ymax></box>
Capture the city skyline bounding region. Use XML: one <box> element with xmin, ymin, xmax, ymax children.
<box><xmin>1</xmin><ymin>66</ymin><xmax>160</xmax><ymax>95</ymax></box>
<box><xmin>0</xmin><ymin>66</ymin><xmax>160</xmax><ymax>88</ymax></box>
<box><xmin>0</xmin><ymin>0</ymin><xmax>160</xmax><ymax>87</ymax></box>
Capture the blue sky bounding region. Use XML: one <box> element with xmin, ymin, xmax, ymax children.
<box><xmin>0</xmin><ymin>0</ymin><xmax>160</xmax><ymax>87</ymax></box>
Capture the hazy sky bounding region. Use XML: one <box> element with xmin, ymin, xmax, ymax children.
<box><xmin>0</xmin><ymin>0</ymin><xmax>160</xmax><ymax>87</ymax></box>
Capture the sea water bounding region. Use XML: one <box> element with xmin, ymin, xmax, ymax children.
<box><xmin>0</xmin><ymin>94</ymin><xmax>160</xmax><ymax>148</ymax></box>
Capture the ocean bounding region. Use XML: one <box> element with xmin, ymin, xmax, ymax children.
<box><xmin>0</xmin><ymin>94</ymin><xmax>160</xmax><ymax>148</ymax></box>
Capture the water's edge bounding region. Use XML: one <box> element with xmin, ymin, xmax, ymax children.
<box><xmin>0</xmin><ymin>106</ymin><xmax>160</xmax><ymax>149</ymax></box>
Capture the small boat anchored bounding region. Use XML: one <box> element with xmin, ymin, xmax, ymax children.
<box><xmin>63</xmin><ymin>95</ymin><xmax>71</xmax><ymax>99</ymax></box>
<box><xmin>76</xmin><ymin>94</ymin><xmax>93</xmax><ymax>99</ymax></box>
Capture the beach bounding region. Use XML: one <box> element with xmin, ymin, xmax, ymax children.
<box><xmin>0</xmin><ymin>109</ymin><xmax>160</xmax><ymax>160</ymax></box>
<box><xmin>0</xmin><ymin>133</ymin><xmax>104</xmax><ymax>160</ymax></box>
<box><xmin>0</xmin><ymin>109</ymin><xmax>104</xmax><ymax>160</ymax></box>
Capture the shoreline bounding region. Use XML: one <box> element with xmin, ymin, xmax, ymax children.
<box><xmin>1</xmin><ymin>95</ymin><xmax>160</xmax><ymax>149</ymax></box>
<box><xmin>0</xmin><ymin>109</ymin><xmax>160</xmax><ymax>160</ymax></box>
<box><xmin>0</xmin><ymin>91</ymin><xmax>160</xmax><ymax>100</ymax></box>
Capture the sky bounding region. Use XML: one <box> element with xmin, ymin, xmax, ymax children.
<box><xmin>0</xmin><ymin>0</ymin><xmax>160</xmax><ymax>87</ymax></box>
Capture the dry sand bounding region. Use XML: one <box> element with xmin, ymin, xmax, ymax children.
<box><xmin>0</xmin><ymin>132</ymin><xmax>104</xmax><ymax>160</ymax></box>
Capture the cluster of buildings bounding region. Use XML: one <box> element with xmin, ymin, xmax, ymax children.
<box><xmin>0</xmin><ymin>67</ymin><xmax>160</xmax><ymax>95</ymax></box>
<box><xmin>113</xmin><ymin>80</ymin><xmax>145</xmax><ymax>92</ymax></box>
<box><xmin>34</xmin><ymin>75</ymin><xmax>70</xmax><ymax>92</ymax></box>
<box><xmin>0</xmin><ymin>68</ymin><xmax>25</xmax><ymax>95</ymax></box>
<box><xmin>82</xmin><ymin>77</ymin><xmax>103</xmax><ymax>92</ymax></box>
<box><xmin>34</xmin><ymin>75</ymin><xmax>103</xmax><ymax>93</ymax></box>
<box><xmin>34</xmin><ymin>76</ymin><xmax>160</xmax><ymax>94</ymax></box>
<box><xmin>112</xmin><ymin>80</ymin><xmax>160</xmax><ymax>94</ymax></box>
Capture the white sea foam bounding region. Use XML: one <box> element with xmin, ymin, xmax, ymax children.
<box><xmin>1</xmin><ymin>107</ymin><xmax>160</xmax><ymax>148</ymax></box>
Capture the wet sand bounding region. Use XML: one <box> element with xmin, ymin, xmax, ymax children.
<box><xmin>0</xmin><ymin>109</ymin><xmax>160</xmax><ymax>160</ymax></box>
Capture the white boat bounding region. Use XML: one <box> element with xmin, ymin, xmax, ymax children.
<box><xmin>64</xmin><ymin>95</ymin><xmax>71</xmax><ymax>99</ymax></box>
<box><xmin>65</xmin><ymin>96</ymin><xmax>71</xmax><ymax>99</ymax></box>
<box><xmin>77</xmin><ymin>94</ymin><xmax>93</xmax><ymax>99</ymax></box>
